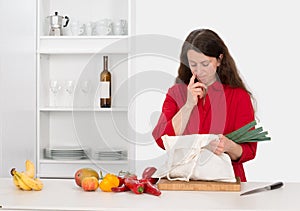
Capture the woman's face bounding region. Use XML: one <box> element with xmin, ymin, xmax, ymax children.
<box><xmin>187</xmin><ymin>49</ymin><xmax>222</xmax><ymax>85</ymax></box>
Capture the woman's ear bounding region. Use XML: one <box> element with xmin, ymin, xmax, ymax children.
<box><xmin>217</xmin><ymin>54</ymin><xmax>223</xmax><ymax>66</ymax></box>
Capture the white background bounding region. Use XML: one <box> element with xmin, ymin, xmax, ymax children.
<box><xmin>133</xmin><ymin>0</ymin><xmax>300</xmax><ymax>182</ymax></box>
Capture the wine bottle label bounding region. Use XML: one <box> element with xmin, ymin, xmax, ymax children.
<box><xmin>99</xmin><ymin>81</ymin><xmax>110</xmax><ymax>98</ymax></box>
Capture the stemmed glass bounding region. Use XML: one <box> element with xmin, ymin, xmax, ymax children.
<box><xmin>65</xmin><ymin>80</ymin><xmax>75</xmax><ymax>107</ymax></box>
<box><xmin>80</xmin><ymin>80</ymin><xmax>91</xmax><ymax>108</ymax></box>
<box><xmin>80</xmin><ymin>80</ymin><xmax>91</xmax><ymax>94</ymax></box>
<box><xmin>49</xmin><ymin>80</ymin><xmax>61</xmax><ymax>107</ymax></box>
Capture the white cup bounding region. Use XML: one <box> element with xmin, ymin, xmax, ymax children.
<box><xmin>85</xmin><ymin>22</ymin><xmax>93</xmax><ymax>36</ymax></box>
<box><xmin>95</xmin><ymin>19</ymin><xmax>113</xmax><ymax>35</ymax></box>
<box><xmin>114</xmin><ymin>19</ymin><xmax>127</xmax><ymax>35</ymax></box>
<box><xmin>71</xmin><ymin>21</ymin><xmax>85</xmax><ymax>36</ymax></box>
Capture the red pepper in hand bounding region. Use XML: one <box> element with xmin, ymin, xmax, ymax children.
<box><xmin>142</xmin><ymin>179</ymin><xmax>161</xmax><ymax>196</ymax></box>
<box><xmin>124</xmin><ymin>178</ymin><xmax>144</xmax><ymax>194</ymax></box>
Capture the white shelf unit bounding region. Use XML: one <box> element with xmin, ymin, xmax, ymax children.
<box><xmin>37</xmin><ymin>0</ymin><xmax>135</xmax><ymax>178</ymax></box>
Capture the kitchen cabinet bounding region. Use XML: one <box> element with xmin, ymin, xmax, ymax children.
<box><xmin>37</xmin><ymin>0</ymin><xmax>135</xmax><ymax>178</ymax></box>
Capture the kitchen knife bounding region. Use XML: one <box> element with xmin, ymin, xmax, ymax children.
<box><xmin>240</xmin><ymin>182</ymin><xmax>283</xmax><ymax>196</ymax></box>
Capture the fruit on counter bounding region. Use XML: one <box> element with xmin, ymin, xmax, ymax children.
<box><xmin>142</xmin><ymin>166</ymin><xmax>157</xmax><ymax>179</ymax></box>
<box><xmin>81</xmin><ymin>176</ymin><xmax>99</xmax><ymax>191</ymax></box>
<box><xmin>74</xmin><ymin>168</ymin><xmax>99</xmax><ymax>187</ymax></box>
<box><xmin>99</xmin><ymin>172</ymin><xmax>119</xmax><ymax>192</ymax></box>
<box><xmin>11</xmin><ymin>168</ymin><xmax>43</xmax><ymax>191</ymax></box>
<box><xmin>24</xmin><ymin>160</ymin><xmax>35</xmax><ymax>178</ymax></box>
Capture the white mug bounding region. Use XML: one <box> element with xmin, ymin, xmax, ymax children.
<box><xmin>95</xmin><ymin>19</ymin><xmax>112</xmax><ymax>35</ymax></box>
<box><xmin>85</xmin><ymin>22</ymin><xmax>93</xmax><ymax>36</ymax></box>
<box><xmin>71</xmin><ymin>21</ymin><xmax>85</xmax><ymax>36</ymax></box>
<box><xmin>114</xmin><ymin>19</ymin><xmax>127</xmax><ymax>35</ymax></box>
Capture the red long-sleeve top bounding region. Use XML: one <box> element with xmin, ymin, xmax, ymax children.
<box><xmin>152</xmin><ymin>80</ymin><xmax>257</xmax><ymax>182</ymax></box>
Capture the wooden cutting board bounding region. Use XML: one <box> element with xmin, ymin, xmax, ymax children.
<box><xmin>157</xmin><ymin>178</ymin><xmax>241</xmax><ymax>192</ymax></box>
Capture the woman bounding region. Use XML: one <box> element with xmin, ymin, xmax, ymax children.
<box><xmin>152</xmin><ymin>29</ymin><xmax>256</xmax><ymax>182</ymax></box>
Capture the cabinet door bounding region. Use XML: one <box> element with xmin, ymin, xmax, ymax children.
<box><xmin>0</xmin><ymin>0</ymin><xmax>36</xmax><ymax>177</ymax></box>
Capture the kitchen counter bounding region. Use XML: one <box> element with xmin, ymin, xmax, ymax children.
<box><xmin>0</xmin><ymin>178</ymin><xmax>299</xmax><ymax>210</ymax></box>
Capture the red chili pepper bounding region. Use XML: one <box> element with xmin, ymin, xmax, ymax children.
<box><xmin>111</xmin><ymin>184</ymin><xmax>129</xmax><ymax>192</ymax></box>
<box><xmin>124</xmin><ymin>178</ymin><xmax>144</xmax><ymax>194</ymax></box>
<box><xmin>117</xmin><ymin>176</ymin><xmax>125</xmax><ymax>187</ymax></box>
<box><xmin>142</xmin><ymin>167</ymin><xmax>157</xmax><ymax>179</ymax></box>
<box><xmin>142</xmin><ymin>179</ymin><xmax>161</xmax><ymax>196</ymax></box>
<box><xmin>139</xmin><ymin>177</ymin><xmax>159</xmax><ymax>185</ymax></box>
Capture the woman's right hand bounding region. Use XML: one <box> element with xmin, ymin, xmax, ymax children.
<box><xmin>186</xmin><ymin>74</ymin><xmax>207</xmax><ymax>107</ymax></box>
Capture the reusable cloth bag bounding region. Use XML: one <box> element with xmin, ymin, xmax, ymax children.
<box><xmin>154</xmin><ymin>134</ymin><xmax>236</xmax><ymax>182</ymax></box>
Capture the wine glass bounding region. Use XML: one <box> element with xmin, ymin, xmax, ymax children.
<box><xmin>80</xmin><ymin>80</ymin><xmax>91</xmax><ymax>108</ymax></box>
<box><xmin>80</xmin><ymin>80</ymin><xmax>91</xmax><ymax>94</ymax></box>
<box><xmin>49</xmin><ymin>80</ymin><xmax>61</xmax><ymax>107</ymax></box>
<box><xmin>65</xmin><ymin>80</ymin><xmax>75</xmax><ymax>107</ymax></box>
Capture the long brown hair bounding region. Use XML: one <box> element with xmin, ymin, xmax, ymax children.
<box><xmin>176</xmin><ymin>29</ymin><xmax>251</xmax><ymax>95</ymax></box>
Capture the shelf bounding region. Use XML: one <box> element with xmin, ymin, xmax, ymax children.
<box><xmin>38</xmin><ymin>36</ymin><xmax>129</xmax><ymax>54</ymax></box>
<box><xmin>37</xmin><ymin>0</ymin><xmax>134</xmax><ymax>178</ymax></box>
<box><xmin>39</xmin><ymin>107</ymin><xmax>128</xmax><ymax>112</ymax></box>
<box><xmin>40</xmin><ymin>36</ymin><xmax>129</xmax><ymax>39</ymax></box>
<box><xmin>40</xmin><ymin>159</ymin><xmax>128</xmax><ymax>165</ymax></box>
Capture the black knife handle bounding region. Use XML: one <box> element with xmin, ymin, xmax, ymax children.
<box><xmin>270</xmin><ymin>182</ymin><xmax>284</xmax><ymax>190</ymax></box>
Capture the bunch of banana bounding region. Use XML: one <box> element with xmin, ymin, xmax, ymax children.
<box><xmin>10</xmin><ymin>160</ymin><xmax>43</xmax><ymax>191</ymax></box>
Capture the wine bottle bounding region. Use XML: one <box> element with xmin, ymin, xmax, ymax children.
<box><xmin>100</xmin><ymin>56</ymin><xmax>111</xmax><ymax>108</ymax></box>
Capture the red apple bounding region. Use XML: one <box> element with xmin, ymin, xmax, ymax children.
<box><xmin>74</xmin><ymin>168</ymin><xmax>99</xmax><ymax>187</ymax></box>
<box><xmin>81</xmin><ymin>176</ymin><xmax>99</xmax><ymax>191</ymax></box>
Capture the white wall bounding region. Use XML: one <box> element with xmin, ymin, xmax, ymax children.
<box><xmin>0</xmin><ymin>0</ymin><xmax>36</xmax><ymax>177</ymax></box>
<box><xmin>133</xmin><ymin>0</ymin><xmax>300</xmax><ymax>182</ymax></box>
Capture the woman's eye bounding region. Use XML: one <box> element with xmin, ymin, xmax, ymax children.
<box><xmin>201</xmin><ymin>62</ymin><xmax>209</xmax><ymax>67</ymax></box>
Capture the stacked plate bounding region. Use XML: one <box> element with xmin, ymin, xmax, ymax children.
<box><xmin>91</xmin><ymin>148</ymin><xmax>127</xmax><ymax>160</ymax></box>
<box><xmin>44</xmin><ymin>146</ymin><xmax>89</xmax><ymax>160</ymax></box>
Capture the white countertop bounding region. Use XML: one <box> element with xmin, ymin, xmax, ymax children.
<box><xmin>0</xmin><ymin>178</ymin><xmax>298</xmax><ymax>210</ymax></box>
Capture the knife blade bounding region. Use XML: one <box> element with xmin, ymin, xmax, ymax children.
<box><xmin>240</xmin><ymin>182</ymin><xmax>283</xmax><ymax>196</ymax></box>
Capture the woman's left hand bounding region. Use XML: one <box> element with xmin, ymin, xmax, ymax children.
<box><xmin>209</xmin><ymin>135</ymin><xmax>233</xmax><ymax>155</ymax></box>
<box><xmin>208</xmin><ymin>134</ymin><xmax>243</xmax><ymax>160</ymax></box>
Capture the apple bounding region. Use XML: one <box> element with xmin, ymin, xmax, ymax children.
<box><xmin>81</xmin><ymin>176</ymin><xmax>99</xmax><ymax>191</ymax></box>
<box><xmin>74</xmin><ymin>168</ymin><xmax>99</xmax><ymax>187</ymax></box>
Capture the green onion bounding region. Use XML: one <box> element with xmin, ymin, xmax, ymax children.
<box><xmin>225</xmin><ymin>120</ymin><xmax>271</xmax><ymax>143</ymax></box>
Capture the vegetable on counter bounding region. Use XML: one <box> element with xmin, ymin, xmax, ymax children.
<box><xmin>99</xmin><ymin>172</ymin><xmax>119</xmax><ymax>192</ymax></box>
<box><xmin>111</xmin><ymin>167</ymin><xmax>161</xmax><ymax>196</ymax></box>
<box><xmin>225</xmin><ymin>120</ymin><xmax>271</xmax><ymax>143</ymax></box>
<box><xmin>124</xmin><ymin>178</ymin><xmax>144</xmax><ymax>194</ymax></box>
<box><xmin>140</xmin><ymin>178</ymin><xmax>161</xmax><ymax>196</ymax></box>
<box><xmin>142</xmin><ymin>167</ymin><xmax>157</xmax><ymax>179</ymax></box>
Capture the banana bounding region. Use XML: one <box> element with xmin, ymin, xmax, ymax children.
<box><xmin>16</xmin><ymin>171</ymin><xmax>43</xmax><ymax>191</ymax></box>
<box><xmin>12</xmin><ymin>174</ymin><xmax>20</xmax><ymax>188</ymax></box>
<box><xmin>10</xmin><ymin>161</ymin><xmax>43</xmax><ymax>191</ymax></box>
<box><xmin>24</xmin><ymin>160</ymin><xmax>35</xmax><ymax>178</ymax></box>
<box><xmin>11</xmin><ymin>168</ymin><xmax>32</xmax><ymax>191</ymax></box>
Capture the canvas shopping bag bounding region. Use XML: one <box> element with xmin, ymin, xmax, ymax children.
<box><xmin>154</xmin><ymin>134</ymin><xmax>236</xmax><ymax>182</ymax></box>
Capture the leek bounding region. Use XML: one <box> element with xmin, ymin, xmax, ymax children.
<box><xmin>225</xmin><ymin>120</ymin><xmax>271</xmax><ymax>143</ymax></box>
